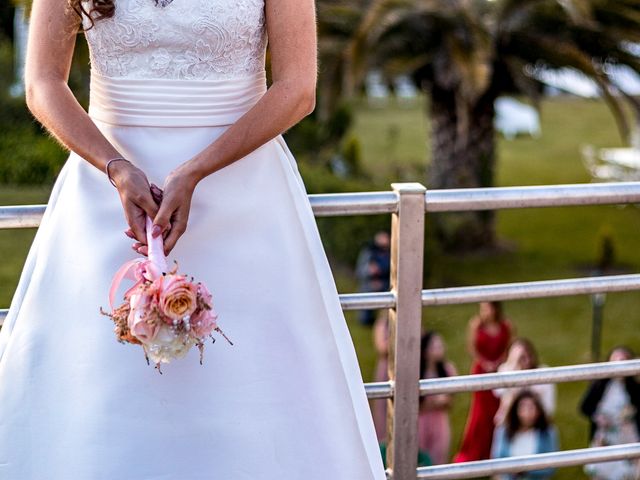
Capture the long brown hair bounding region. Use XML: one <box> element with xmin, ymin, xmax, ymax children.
<box><xmin>505</xmin><ymin>390</ymin><xmax>550</xmax><ymax>440</ymax></box>
<box><xmin>509</xmin><ymin>337</ymin><xmax>539</xmax><ymax>369</ymax></box>
<box><xmin>68</xmin><ymin>0</ymin><xmax>115</xmax><ymax>31</ymax></box>
<box><xmin>419</xmin><ymin>330</ymin><xmax>449</xmax><ymax>379</ymax></box>
<box><xmin>478</xmin><ymin>300</ymin><xmax>505</xmax><ymax>324</ymax></box>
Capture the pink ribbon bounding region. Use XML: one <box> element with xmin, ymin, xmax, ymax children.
<box><xmin>108</xmin><ymin>215</ymin><xmax>168</xmax><ymax>310</ymax></box>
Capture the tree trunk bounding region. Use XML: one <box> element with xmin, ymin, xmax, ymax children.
<box><xmin>427</xmin><ymin>84</ymin><xmax>498</xmax><ymax>252</ymax></box>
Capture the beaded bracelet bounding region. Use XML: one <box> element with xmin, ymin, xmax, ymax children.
<box><xmin>105</xmin><ymin>157</ymin><xmax>131</xmax><ymax>187</ymax></box>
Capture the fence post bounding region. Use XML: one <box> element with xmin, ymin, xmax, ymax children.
<box><xmin>386</xmin><ymin>182</ymin><xmax>426</xmax><ymax>480</ymax></box>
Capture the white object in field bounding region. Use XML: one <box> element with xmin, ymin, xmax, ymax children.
<box><xmin>365</xmin><ymin>69</ymin><xmax>390</xmax><ymax>107</ymax></box>
<box><xmin>599</xmin><ymin>147</ymin><xmax>640</xmax><ymax>170</ymax></box>
<box><xmin>393</xmin><ymin>74</ymin><xmax>418</xmax><ymax>102</ymax></box>
<box><xmin>606</xmin><ymin>64</ymin><xmax>640</xmax><ymax>96</ymax></box>
<box><xmin>581</xmin><ymin>144</ymin><xmax>640</xmax><ymax>182</ymax></box>
<box><xmin>535</xmin><ymin>67</ymin><xmax>600</xmax><ymax>98</ymax></box>
<box><xmin>533</xmin><ymin>65</ymin><xmax>640</xmax><ymax>98</ymax></box>
<box><xmin>494</xmin><ymin>97</ymin><xmax>541</xmax><ymax>139</ymax></box>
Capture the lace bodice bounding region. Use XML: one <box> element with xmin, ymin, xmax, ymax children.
<box><xmin>80</xmin><ymin>0</ymin><xmax>268</xmax><ymax>80</ymax></box>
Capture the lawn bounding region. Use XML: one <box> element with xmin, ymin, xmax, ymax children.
<box><xmin>2</xmin><ymin>95</ymin><xmax>640</xmax><ymax>478</ymax></box>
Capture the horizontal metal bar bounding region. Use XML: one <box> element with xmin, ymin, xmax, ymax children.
<box><xmin>422</xmin><ymin>273</ymin><xmax>640</xmax><ymax>305</ymax></box>
<box><xmin>343</xmin><ymin>273</ymin><xmax>640</xmax><ymax>312</ymax></box>
<box><xmin>308</xmin><ymin>191</ymin><xmax>398</xmax><ymax>216</ymax></box>
<box><xmin>338</xmin><ymin>291</ymin><xmax>396</xmax><ymax>310</ymax></box>
<box><xmin>419</xmin><ymin>359</ymin><xmax>640</xmax><ymax>395</ymax></box>
<box><xmin>0</xmin><ymin>293</ymin><xmax>397</xmax><ymax>328</ymax></box>
<box><xmin>416</xmin><ymin>443</ymin><xmax>640</xmax><ymax>479</ymax></box>
<box><xmin>5</xmin><ymin>313</ymin><xmax>632</xmax><ymax>400</ymax></box>
<box><xmin>0</xmin><ymin>205</ymin><xmax>46</xmax><ymax>229</ymax></box>
<box><xmin>364</xmin><ymin>380</ymin><xmax>394</xmax><ymax>399</ymax></box>
<box><xmin>425</xmin><ymin>181</ymin><xmax>640</xmax><ymax>212</ymax></box>
<box><xmin>364</xmin><ymin>361</ymin><xmax>640</xmax><ymax>400</ymax></box>
<box><xmin>5</xmin><ymin>274</ymin><xmax>638</xmax><ymax>321</ymax></box>
<box><xmin>4</xmin><ymin>274</ymin><xmax>637</xmax><ymax>325</ymax></box>
<box><xmin>0</xmin><ymin>192</ymin><xmax>399</xmax><ymax>230</ymax></box>
<box><xmin>2</xmin><ymin>182</ymin><xmax>640</xmax><ymax>229</ymax></box>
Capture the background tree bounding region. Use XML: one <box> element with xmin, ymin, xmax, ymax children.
<box><xmin>343</xmin><ymin>0</ymin><xmax>640</xmax><ymax>252</ymax></box>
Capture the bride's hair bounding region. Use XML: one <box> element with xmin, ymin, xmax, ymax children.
<box><xmin>68</xmin><ymin>0</ymin><xmax>115</xmax><ymax>31</ymax></box>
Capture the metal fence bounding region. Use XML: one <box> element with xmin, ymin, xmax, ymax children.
<box><xmin>3</xmin><ymin>180</ymin><xmax>640</xmax><ymax>479</ymax></box>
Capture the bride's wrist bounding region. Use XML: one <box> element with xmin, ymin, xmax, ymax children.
<box><xmin>106</xmin><ymin>158</ymin><xmax>134</xmax><ymax>187</ymax></box>
<box><xmin>180</xmin><ymin>158</ymin><xmax>208</xmax><ymax>186</ymax></box>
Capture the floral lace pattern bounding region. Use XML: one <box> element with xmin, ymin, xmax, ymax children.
<box><xmin>81</xmin><ymin>0</ymin><xmax>268</xmax><ymax>80</ymax></box>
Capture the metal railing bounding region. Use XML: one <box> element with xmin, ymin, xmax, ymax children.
<box><xmin>2</xmin><ymin>180</ymin><xmax>640</xmax><ymax>479</ymax></box>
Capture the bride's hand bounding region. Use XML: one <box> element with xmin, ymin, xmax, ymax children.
<box><xmin>150</xmin><ymin>165</ymin><xmax>199</xmax><ymax>256</ymax></box>
<box><xmin>126</xmin><ymin>183</ymin><xmax>163</xmax><ymax>256</ymax></box>
<box><xmin>109</xmin><ymin>160</ymin><xmax>161</xmax><ymax>251</ymax></box>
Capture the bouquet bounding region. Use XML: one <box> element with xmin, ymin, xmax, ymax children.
<box><xmin>100</xmin><ymin>215</ymin><xmax>233</xmax><ymax>373</ymax></box>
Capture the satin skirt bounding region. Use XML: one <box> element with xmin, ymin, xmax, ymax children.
<box><xmin>0</xmin><ymin>70</ymin><xmax>386</xmax><ymax>479</ymax></box>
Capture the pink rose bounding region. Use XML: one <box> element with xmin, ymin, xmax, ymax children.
<box><xmin>145</xmin><ymin>276</ymin><xmax>164</xmax><ymax>303</ymax></box>
<box><xmin>196</xmin><ymin>282</ymin><xmax>214</xmax><ymax>309</ymax></box>
<box><xmin>190</xmin><ymin>308</ymin><xmax>218</xmax><ymax>338</ymax></box>
<box><xmin>127</xmin><ymin>292</ymin><xmax>160</xmax><ymax>343</ymax></box>
<box><xmin>159</xmin><ymin>274</ymin><xmax>198</xmax><ymax>321</ymax></box>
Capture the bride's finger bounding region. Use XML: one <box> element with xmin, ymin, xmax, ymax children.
<box><xmin>126</xmin><ymin>204</ymin><xmax>147</xmax><ymax>244</ymax></box>
<box><xmin>137</xmin><ymin>190</ymin><xmax>160</xmax><ymax>221</ymax></box>
<box><xmin>150</xmin><ymin>183</ymin><xmax>163</xmax><ymax>205</ymax></box>
<box><xmin>152</xmin><ymin>198</ymin><xmax>177</xmax><ymax>236</ymax></box>
<box><xmin>131</xmin><ymin>240</ymin><xmax>149</xmax><ymax>256</ymax></box>
<box><xmin>151</xmin><ymin>191</ymin><xmax>162</xmax><ymax>206</ymax></box>
<box><xmin>162</xmin><ymin>214</ymin><xmax>187</xmax><ymax>256</ymax></box>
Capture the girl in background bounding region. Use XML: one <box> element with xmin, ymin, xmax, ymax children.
<box><xmin>371</xmin><ymin>312</ymin><xmax>433</xmax><ymax>467</ymax></box>
<box><xmin>581</xmin><ymin>346</ymin><xmax>640</xmax><ymax>480</ymax></box>
<box><xmin>491</xmin><ymin>389</ymin><xmax>559</xmax><ymax>480</ymax></box>
<box><xmin>418</xmin><ymin>331</ymin><xmax>457</xmax><ymax>464</ymax></box>
<box><xmin>494</xmin><ymin>338</ymin><xmax>556</xmax><ymax>426</ymax></box>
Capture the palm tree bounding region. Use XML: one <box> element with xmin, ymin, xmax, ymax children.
<box><xmin>317</xmin><ymin>0</ymin><xmax>359</xmax><ymax>123</ymax></box>
<box><xmin>338</xmin><ymin>0</ymin><xmax>640</xmax><ymax>251</ymax></box>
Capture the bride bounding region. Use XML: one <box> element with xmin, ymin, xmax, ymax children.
<box><xmin>0</xmin><ymin>0</ymin><xmax>387</xmax><ymax>478</ymax></box>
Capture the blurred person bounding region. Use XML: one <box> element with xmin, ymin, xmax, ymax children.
<box><xmin>355</xmin><ymin>231</ymin><xmax>391</xmax><ymax>326</ymax></box>
<box><xmin>493</xmin><ymin>338</ymin><xmax>556</xmax><ymax>426</ymax></box>
<box><xmin>454</xmin><ymin>301</ymin><xmax>514</xmax><ymax>463</ymax></box>
<box><xmin>491</xmin><ymin>389</ymin><xmax>559</xmax><ymax>480</ymax></box>
<box><xmin>418</xmin><ymin>330</ymin><xmax>458</xmax><ymax>464</ymax></box>
<box><xmin>371</xmin><ymin>310</ymin><xmax>390</xmax><ymax>443</ymax></box>
<box><xmin>580</xmin><ymin>346</ymin><xmax>640</xmax><ymax>480</ymax></box>
<box><xmin>370</xmin><ymin>311</ymin><xmax>432</xmax><ymax>467</ymax></box>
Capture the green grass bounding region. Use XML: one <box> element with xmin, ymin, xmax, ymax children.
<box><xmin>2</xmin><ymin>95</ymin><xmax>640</xmax><ymax>478</ymax></box>
<box><xmin>0</xmin><ymin>185</ymin><xmax>53</xmax><ymax>308</ymax></box>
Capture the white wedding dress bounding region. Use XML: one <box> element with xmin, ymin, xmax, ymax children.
<box><xmin>0</xmin><ymin>0</ymin><xmax>387</xmax><ymax>478</ymax></box>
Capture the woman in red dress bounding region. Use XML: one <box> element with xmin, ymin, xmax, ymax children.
<box><xmin>453</xmin><ymin>301</ymin><xmax>514</xmax><ymax>463</ymax></box>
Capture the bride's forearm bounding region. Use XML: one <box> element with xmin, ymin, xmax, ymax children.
<box><xmin>25</xmin><ymin>79</ymin><xmax>123</xmax><ymax>175</ymax></box>
<box><xmin>181</xmin><ymin>78</ymin><xmax>315</xmax><ymax>183</ymax></box>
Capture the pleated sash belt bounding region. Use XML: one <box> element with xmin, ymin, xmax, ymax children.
<box><xmin>88</xmin><ymin>70</ymin><xmax>268</xmax><ymax>127</ymax></box>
